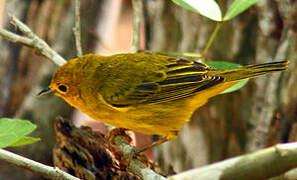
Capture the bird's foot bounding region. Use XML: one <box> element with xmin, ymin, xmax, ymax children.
<box><xmin>105</xmin><ymin>128</ymin><xmax>132</xmax><ymax>145</ymax></box>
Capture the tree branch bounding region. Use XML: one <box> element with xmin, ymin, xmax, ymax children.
<box><xmin>0</xmin><ymin>15</ymin><xmax>66</xmax><ymax>66</ymax></box>
<box><xmin>0</xmin><ymin>149</ymin><xmax>79</xmax><ymax>180</ymax></box>
<box><xmin>113</xmin><ymin>133</ymin><xmax>166</xmax><ymax>180</ymax></box>
<box><xmin>272</xmin><ymin>167</ymin><xmax>297</xmax><ymax>180</ymax></box>
<box><xmin>131</xmin><ymin>0</ymin><xmax>142</xmax><ymax>52</ymax></box>
<box><xmin>0</xmin><ymin>28</ymin><xmax>32</xmax><ymax>45</ymax></box>
<box><xmin>168</xmin><ymin>142</ymin><xmax>297</xmax><ymax>180</ymax></box>
<box><xmin>73</xmin><ymin>0</ymin><xmax>83</xmax><ymax>57</ymax></box>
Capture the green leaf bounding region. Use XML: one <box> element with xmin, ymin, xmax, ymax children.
<box><xmin>206</xmin><ymin>61</ymin><xmax>242</xmax><ymax>70</ymax></box>
<box><xmin>172</xmin><ymin>0</ymin><xmax>222</xmax><ymax>21</ymax></box>
<box><xmin>10</xmin><ymin>137</ymin><xmax>40</xmax><ymax>147</ymax></box>
<box><xmin>0</xmin><ymin>118</ymin><xmax>37</xmax><ymax>148</ymax></box>
<box><xmin>153</xmin><ymin>51</ymin><xmax>202</xmax><ymax>58</ymax></box>
<box><xmin>221</xmin><ymin>78</ymin><xmax>249</xmax><ymax>94</ymax></box>
<box><xmin>223</xmin><ymin>0</ymin><xmax>259</xmax><ymax>21</ymax></box>
<box><xmin>205</xmin><ymin>61</ymin><xmax>249</xmax><ymax>94</ymax></box>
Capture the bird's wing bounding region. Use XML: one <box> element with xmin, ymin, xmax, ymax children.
<box><xmin>102</xmin><ymin>58</ymin><xmax>224</xmax><ymax>107</ymax></box>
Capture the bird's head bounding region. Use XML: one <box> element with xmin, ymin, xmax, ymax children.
<box><xmin>37</xmin><ymin>57</ymin><xmax>86</xmax><ymax>106</ymax></box>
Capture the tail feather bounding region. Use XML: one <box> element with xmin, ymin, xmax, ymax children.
<box><xmin>242</xmin><ymin>61</ymin><xmax>288</xmax><ymax>71</ymax></box>
<box><xmin>209</xmin><ymin>61</ymin><xmax>289</xmax><ymax>81</ymax></box>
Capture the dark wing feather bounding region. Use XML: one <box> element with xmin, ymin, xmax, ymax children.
<box><xmin>106</xmin><ymin>59</ymin><xmax>224</xmax><ymax>107</ymax></box>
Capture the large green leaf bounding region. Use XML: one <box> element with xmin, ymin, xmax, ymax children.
<box><xmin>0</xmin><ymin>118</ymin><xmax>37</xmax><ymax>148</ymax></box>
<box><xmin>205</xmin><ymin>61</ymin><xmax>249</xmax><ymax>94</ymax></box>
<box><xmin>172</xmin><ymin>0</ymin><xmax>222</xmax><ymax>21</ymax></box>
<box><xmin>223</xmin><ymin>0</ymin><xmax>259</xmax><ymax>21</ymax></box>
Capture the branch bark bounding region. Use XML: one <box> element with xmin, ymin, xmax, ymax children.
<box><xmin>0</xmin><ymin>15</ymin><xmax>66</xmax><ymax>66</ymax></box>
<box><xmin>113</xmin><ymin>134</ymin><xmax>166</xmax><ymax>180</ymax></box>
<box><xmin>131</xmin><ymin>0</ymin><xmax>142</xmax><ymax>52</ymax></box>
<box><xmin>168</xmin><ymin>142</ymin><xmax>297</xmax><ymax>180</ymax></box>
<box><xmin>0</xmin><ymin>149</ymin><xmax>79</xmax><ymax>180</ymax></box>
<box><xmin>73</xmin><ymin>0</ymin><xmax>82</xmax><ymax>57</ymax></box>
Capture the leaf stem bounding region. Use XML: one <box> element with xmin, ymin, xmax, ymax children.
<box><xmin>202</xmin><ymin>22</ymin><xmax>222</xmax><ymax>58</ymax></box>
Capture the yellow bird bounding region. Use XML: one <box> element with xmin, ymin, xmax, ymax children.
<box><xmin>38</xmin><ymin>53</ymin><xmax>288</xmax><ymax>149</ymax></box>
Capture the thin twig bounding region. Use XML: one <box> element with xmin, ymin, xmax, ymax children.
<box><xmin>0</xmin><ymin>15</ymin><xmax>67</xmax><ymax>66</ymax></box>
<box><xmin>0</xmin><ymin>28</ymin><xmax>33</xmax><ymax>46</ymax></box>
<box><xmin>73</xmin><ymin>0</ymin><xmax>83</xmax><ymax>57</ymax></box>
<box><xmin>131</xmin><ymin>0</ymin><xmax>142</xmax><ymax>52</ymax></box>
<box><xmin>0</xmin><ymin>149</ymin><xmax>79</xmax><ymax>180</ymax></box>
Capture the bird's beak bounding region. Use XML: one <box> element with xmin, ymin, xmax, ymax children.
<box><xmin>36</xmin><ymin>87</ymin><xmax>56</xmax><ymax>97</ymax></box>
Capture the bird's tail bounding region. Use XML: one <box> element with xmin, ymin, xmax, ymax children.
<box><xmin>208</xmin><ymin>61</ymin><xmax>289</xmax><ymax>81</ymax></box>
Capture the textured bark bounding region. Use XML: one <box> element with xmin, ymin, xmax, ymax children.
<box><xmin>146</xmin><ymin>0</ymin><xmax>297</xmax><ymax>174</ymax></box>
<box><xmin>53</xmin><ymin>117</ymin><xmax>139</xmax><ymax>180</ymax></box>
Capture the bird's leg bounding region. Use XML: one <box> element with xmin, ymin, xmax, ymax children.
<box><xmin>137</xmin><ymin>137</ymin><xmax>168</xmax><ymax>153</ymax></box>
<box><xmin>137</xmin><ymin>131</ymin><xmax>179</xmax><ymax>153</ymax></box>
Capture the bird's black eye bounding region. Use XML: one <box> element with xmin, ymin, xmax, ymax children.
<box><xmin>58</xmin><ymin>85</ymin><xmax>67</xmax><ymax>92</ymax></box>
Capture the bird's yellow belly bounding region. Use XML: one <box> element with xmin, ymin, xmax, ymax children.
<box><xmin>89</xmin><ymin>101</ymin><xmax>194</xmax><ymax>138</ymax></box>
<box><xmin>81</xmin><ymin>93</ymin><xmax>209</xmax><ymax>139</ymax></box>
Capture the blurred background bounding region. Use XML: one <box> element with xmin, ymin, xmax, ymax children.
<box><xmin>0</xmin><ymin>0</ymin><xmax>296</xmax><ymax>179</ymax></box>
